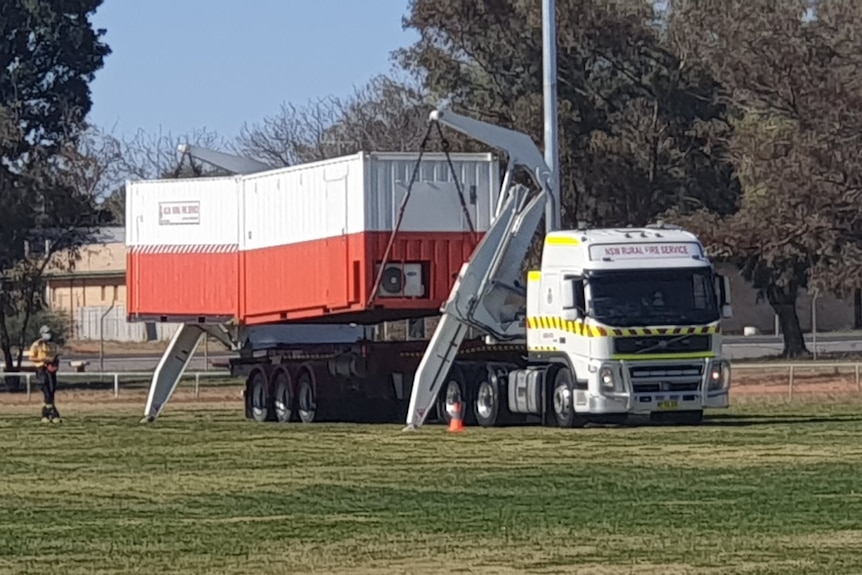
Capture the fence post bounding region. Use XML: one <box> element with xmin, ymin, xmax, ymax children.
<box><xmin>113</xmin><ymin>373</ymin><xmax>119</xmax><ymax>398</ymax></box>
<box><xmin>26</xmin><ymin>373</ymin><xmax>31</xmax><ymax>402</ymax></box>
<box><xmin>195</xmin><ymin>373</ymin><xmax>200</xmax><ymax>399</ymax></box>
<box><xmin>788</xmin><ymin>365</ymin><xmax>794</xmax><ymax>399</ymax></box>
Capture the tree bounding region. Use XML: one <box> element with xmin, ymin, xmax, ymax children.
<box><xmin>664</xmin><ymin>0</ymin><xmax>862</xmax><ymax>356</ymax></box>
<box><xmin>235</xmin><ymin>73</ymin><xmax>487</xmax><ymax>169</ymax></box>
<box><xmin>101</xmin><ymin>127</ymin><xmax>231</xmax><ymax>225</ymax></box>
<box><xmin>394</xmin><ymin>0</ymin><xmax>737</xmax><ymax>264</ymax></box>
<box><xmin>0</xmin><ymin>0</ymin><xmax>111</xmax><ymax>377</ymax></box>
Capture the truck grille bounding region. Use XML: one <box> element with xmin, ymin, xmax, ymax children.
<box><xmin>627</xmin><ymin>364</ymin><xmax>703</xmax><ymax>394</ymax></box>
<box><xmin>613</xmin><ymin>334</ymin><xmax>711</xmax><ymax>355</ymax></box>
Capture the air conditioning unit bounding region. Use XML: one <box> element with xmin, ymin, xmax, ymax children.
<box><xmin>376</xmin><ymin>262</ymin><xmax>425</xmax><ymax>298</ymax></box>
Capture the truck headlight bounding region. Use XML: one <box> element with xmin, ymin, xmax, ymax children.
<box><xmin>708</xmin><ymin>361</ymin><xmax>731</xmax><ymax>391</ymax></box>
<box><xmin>599</xmin><ymin>366</ymin><xmax>617</xmax><ymax>392</ymax></box>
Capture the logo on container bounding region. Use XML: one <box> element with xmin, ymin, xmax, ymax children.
<box><xmin>158</xmin><ymin>201</ymin><xmax>200</xmax><ymax>225</ymax></box>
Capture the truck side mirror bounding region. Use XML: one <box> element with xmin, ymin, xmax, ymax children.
<box><xmin>715</xmin><ymin>274</ymin><xmax>733</xmax><ymax>318</ymax></box>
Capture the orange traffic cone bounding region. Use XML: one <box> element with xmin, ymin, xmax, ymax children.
<box><xmin>447</xmin><ymin>402</ymin><xmax>465</xmax><ymax>433</ymax></box>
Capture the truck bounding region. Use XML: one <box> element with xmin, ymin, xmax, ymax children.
<box><xmin>137</xmin><ymin>109</ymin><xmax>733</xmax><ymax>428</ymax></box>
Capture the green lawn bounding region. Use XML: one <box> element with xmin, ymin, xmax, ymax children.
<box><xmin>2</xmin><ymin>397</ymin><xmax>862</xmax><ymax>574</ymax></box>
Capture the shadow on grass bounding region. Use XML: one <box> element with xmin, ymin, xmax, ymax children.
<box><xmin>697</xmin><ymin>412</ymin><xmax>862</xmax><ymax>427</ymax></box>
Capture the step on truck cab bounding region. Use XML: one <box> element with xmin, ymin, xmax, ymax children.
<box><xmin>524</xmin><ymin>226</ymin><xmax>732</xmax><ymax>426</ymax></box>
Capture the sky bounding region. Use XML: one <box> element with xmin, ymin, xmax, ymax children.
<box><xmin>86</xmin><ymin>0</ymin><xmax>419</xmax><ymax>141</ymax></box>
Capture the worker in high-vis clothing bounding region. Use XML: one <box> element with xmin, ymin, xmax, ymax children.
<box><xmin>29</xmin><ymin>325</ymin><xmax>61</xmax><ymax>423</ymax></box>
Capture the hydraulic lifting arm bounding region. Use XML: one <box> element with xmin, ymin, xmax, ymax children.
<box><xmin>176</xmin><ymin>144</ymin><xmax>274</xmax><ymax>175</ymax></box>
<box><xmin>403</xmin><ymin>109</ymin><xmax>555</xmax><ymax>430</ymax></box>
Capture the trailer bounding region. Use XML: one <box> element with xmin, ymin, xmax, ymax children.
<box><xmin>136</xmin><ymin>111</ymin><xmax>733</xmax><ymax>428</ymax></box>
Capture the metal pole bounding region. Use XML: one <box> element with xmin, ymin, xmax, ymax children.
<box><xmin>99</xmin><ymin>299</ymin><xmax>116</xmax><ymax>373</ymax></box>
<box><xmin>542</xmin><ymin>0</ymin><xmax>561</xmax><ymax>233</ymax></box>
<box><xmin>811</xmin><ymin>293</ymin><xmax>818</xmax><ymax>360</ymax></box>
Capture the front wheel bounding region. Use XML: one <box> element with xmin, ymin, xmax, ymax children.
<box><xmin>550</xmin><ymin>368</ymin><xmax>586</xmax><ymax>429</ymax></box>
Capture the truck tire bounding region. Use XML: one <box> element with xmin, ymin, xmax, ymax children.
<box><xmin>246</xmin><ymin>367</ymin><xmax>273</xmax><ymax>422</ymax></box>
<box><xmin>474</xmin><ymin>377</ymin><xmax>500</xmax><ymax>427</ymax></box>
<box><xmin>296</xmin><ymin>370</ymin><xmax>317</xmax><ymax>424</ymax></box>
<box><xmin>550</xmin><ymin>368</ymin><xmax>586</xmax><ymax>428</ymax></box>
<box><xmin>436</xmin><ymin>364</ymin><xmax>475</xmax><ymax>426</ymax></box>
<box><xmin>271</xmin><ymin>367</ymin><xmax>295</xmax><ymax>423</ymax></box>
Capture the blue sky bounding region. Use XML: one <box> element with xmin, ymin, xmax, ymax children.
<box><xmin>87</xmin><ymin>0</ymin><xmax>418</xmax><ymax>140</ymax></box>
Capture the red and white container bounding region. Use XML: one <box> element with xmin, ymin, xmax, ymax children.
<box><xmin>126</xmin><ymin>151</ymin><xmax>501</xmax><ymax>325</ymax></box>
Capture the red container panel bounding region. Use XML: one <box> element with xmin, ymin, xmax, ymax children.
<box><xmin>127</xmin><ymin>244</ymin><xmax>239</xmax><ymax>319</ymax></box>
<box><xmin>239</xmin><ymin>231</ymin><xmax>481</xmax><ymax>325</ymax></box>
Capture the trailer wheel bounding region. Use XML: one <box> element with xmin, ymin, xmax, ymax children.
<box><xmin>550</xmin><ymin>368</ymin><xmax>585</xmax><ymax>429</ymax></box>
<box><xmin>246</xmin><ymin>367</ymin><xmax>273</xmax><ymax>423</ymax></box>
<box><xmin>474</xmin><ymin>377</ymin><xmax>500</xmax><ymax>427</ymax></box>
<box><xmin>271</xmin><ymin>368</ymin><xmax>295</xmax><ymax>423</ymax></box>
<box><xmin>296</xmin><ymin>370</ymin><xmax>317</xmax><ymax>424</ymax></box>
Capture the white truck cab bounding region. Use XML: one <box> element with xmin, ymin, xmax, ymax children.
<box><xmin>524</xmin><ymin>225</ymin><xmax>732</xmax><ymax>426</ymax></box>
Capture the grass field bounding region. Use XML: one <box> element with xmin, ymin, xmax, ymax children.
<box><xmin>2</xmin><ymin>389</ymin><xmax>862</xmax><ymax>574</ymax></box>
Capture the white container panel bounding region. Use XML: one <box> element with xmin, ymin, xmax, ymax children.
<box><xmin>126</xmin><ymin>177</ymin><xmax>241</xmax><ymax>247</ymax></box>
<box><xmin>240</xmin><ymin>155</ymin><xmax>365</xmax><ymax>251</ymax></box>
<box><xmin>364</xmin><ymin>152</ymin><xmax>500</xmax><ymax>233</ymax></box>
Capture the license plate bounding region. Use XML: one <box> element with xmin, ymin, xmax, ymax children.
<box><xmin>657</xmin><ymin>400</ymin><xmax>679</xmax><ymax>410</ymax></box>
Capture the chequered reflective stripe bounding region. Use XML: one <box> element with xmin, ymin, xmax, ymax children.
<box><xmin>527</xmin><ymin>345</ymin><xmax>559</xmax><ymax>352</ymax></box>
<box><xmin>526</xmin><ymin>317</ymin><xmax>720</xmax><ymax>337</ymax></box>
<box><xmin>128</xmin><ymin>244</ymin><xmax>239</xmax><ymax>254</ymax></box>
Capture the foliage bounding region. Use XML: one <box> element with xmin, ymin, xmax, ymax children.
<box><xmin>5</xmin><ymin>308</ymin><xmax>71</xmax><ymax>350</ymax></box>
<box><xmin>234</xmin><ymin>73</ymin><xmax>486</xmax><ymax>168</ymax></box>
<box><xmin>0</xmin><ymin>0</ymin><xmax>110</xmax><ymax>371</ymax></box>
<box><xmin>394</xmin><ymin>0</ymin><xmax>739</xmax><ymax>281</ymax></box>
<box><xmin>664</xmin><ymin>0</ymin><xmax>862</xmax><ymax>356</ymax></box>
<box><xmin>98</xmin><ymin>127</ymin><xmax>232</xmax><ymax>225</ymax></box>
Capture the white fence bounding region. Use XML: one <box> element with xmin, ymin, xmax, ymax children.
<box><xmin>3</xmin><ymin>370</ymin><xmax>233</xmax><ymax>400</ymax></box>
<box><xmin>73</xmin><ymin>304</ymin><xmax>181</xmax><ymax>342</ymax></box>
<box><xmin>3</xmin><ymin>363</ymin><xmax>862</xmax><ymax>403</ymax></box>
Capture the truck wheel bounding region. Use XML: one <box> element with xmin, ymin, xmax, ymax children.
<box><xmin>436</xmin><ymin>364</ymin><xmax>475</xmax><ymax>426</ymax></box>
<box><xmin>271</xmin><ymin>368</ymin><xmax>295</xmax><ymax>423</ymax></box>
<box><xmin>246</xmin><ymin>367</ymin><xmax>273</xmax><ymax>423</ymax></box>
<box><xmin>475</xmin><ymin>376</ymin><xmax>502</xmax><ymax>427</ymax></box>
<box><xmin>550</xmin><ymin>368</ymin><xmax>585</xmax><ymax>429</ymax></box>
<box><xmin>296</xmin><ymin>370</ymin><xmax>317</xmax><ymax>423</ymax></box>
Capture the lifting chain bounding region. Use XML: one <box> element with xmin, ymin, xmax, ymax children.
<box><xmin>366</xmin><ymin>119</ymin><xmax>477</xmax><ymax>309</ymax></box>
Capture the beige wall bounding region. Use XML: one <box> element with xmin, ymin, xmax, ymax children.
<box><xmin>48</xmin><ymin>242</ymin><xmax>126</xmax><ymax>276</ymax></box>
<box><xmin>45</xmin><ymin>241</ymin><xmax>127</xmax><ymax>317</ymax></box>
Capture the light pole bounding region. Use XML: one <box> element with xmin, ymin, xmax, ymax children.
<box><xmin>542</xmin><ymin>0</ymin><xmax>561</xmax><ymax>233</ymax></box>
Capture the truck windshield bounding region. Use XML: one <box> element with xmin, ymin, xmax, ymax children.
<box><xmin>587</xmin><ymin>268</ymin><xmax>719</xmax><ymax>327</ymax></box>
